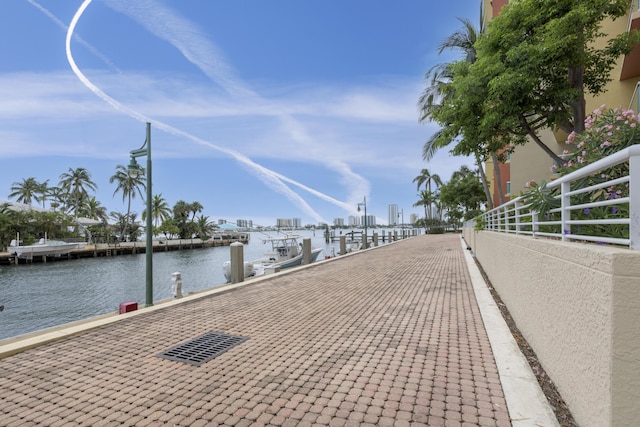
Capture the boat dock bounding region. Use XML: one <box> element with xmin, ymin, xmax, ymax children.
<box><xmin>0</xmin><ymin>234</ymin><xmax>558</xmax><ymax>426</ymax></box>
<box><xmin>0</xmin><ymin>233</ymin><xmax>250</xmax><ymax>265</ymax></box>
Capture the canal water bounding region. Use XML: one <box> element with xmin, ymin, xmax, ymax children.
<box><xmin>0</xmin><ymin>229</ymin><xmax>401</xmax><ymax>341</ymax></box>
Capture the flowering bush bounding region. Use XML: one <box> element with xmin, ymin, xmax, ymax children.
<box><xmin>554</xmin><ymin>106</ymin><xmax>639</xmax><ymax>181</ymax></box>
<box><xmin>521</xmin><ymin>106</ymin><xmax>638</xmax><ymax>241</ymax></box>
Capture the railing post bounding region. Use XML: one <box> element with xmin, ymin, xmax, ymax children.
<box><xmin>561</xmin><ymin>181</ymin><xmax>571</xmax><ymax>241</ymax></box>
<box><xmin>515</xmin><ymin>200</ymin><xmax>522</xmax><ymax>234</ymax></box>
<box><xmin>503</xmin><ymin>204</ymin><xmax>510</xmax><ymax>232</ymax></box>
<box><xmin>532</xmin><ymin>211</ymin><xmax>539</xmax><ymax>238</ymax></box>
<box><xmin>630</xmin><ymin>146</ymin><xmax>640</xmax><ymax>249</ymax></box>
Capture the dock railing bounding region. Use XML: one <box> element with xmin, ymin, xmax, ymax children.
<box><xmin>471</xmin><ymin>145</ymin><xmax>639</xmax><ymax>249</ymax></box>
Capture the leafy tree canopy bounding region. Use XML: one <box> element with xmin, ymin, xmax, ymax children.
<box><xmin>431</xmin><ymin>0</ymin><xmax>640</xmax><ymax>165</ymax></box>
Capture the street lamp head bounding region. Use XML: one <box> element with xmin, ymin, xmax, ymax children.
<box><xmin>127</xmin><ymin>157</ymin><xmax>142</xmax><ymax>178</ymax></box>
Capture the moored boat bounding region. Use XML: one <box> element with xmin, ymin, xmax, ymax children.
<box><xmin>223</xmin><ymin>234</ymin><xmax>323</xmax><ymax>282</ymax></box>
<box><xmin>9</xmin><ymin>237</ymin><xmax>79</xmax><ymax>259</ymax></box>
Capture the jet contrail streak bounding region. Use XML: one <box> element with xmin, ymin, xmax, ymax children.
<box><xmin>26</xmin><ymin>0</ymin><xmax>121</xmax><ymax>73</ymax></box>
<box><xmin>66</xmin><ymin>0</ymin><xmax>330</xmax><ymax>223</ymax></box>
<box><xmin>102</xmin><ymin>0</ymin><xmax>368</xmax><ymax>214</ymax></box>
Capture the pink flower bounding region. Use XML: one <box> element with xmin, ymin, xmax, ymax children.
<box><xmin>600</xmin><ymin>141</ymin><xmax>612</xmax><ymax>148</ymax></box>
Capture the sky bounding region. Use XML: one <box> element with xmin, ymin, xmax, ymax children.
<box><xmin>0</xmin><ymin>0</ymin><xmax>480</xmax><ymax>227</ymax></box>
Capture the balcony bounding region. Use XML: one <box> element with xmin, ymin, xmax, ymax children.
<box><xmin>620</xmin><ymin>3</ymin><xmax>640</xmax><ymax>80</ymax></box>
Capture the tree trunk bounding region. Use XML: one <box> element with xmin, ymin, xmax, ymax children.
<box><xmin>569</xmin><ymin>65</ymin><xmax>586</xmax><ymax>134</ymax></box>
<box><xmin>475</xmin><ymin>153</ymin><xmax>493</xmax><ymax>210</ymax></box>
<box><xmin>492</xmin><ymin>152</ymin><xmax>504</xmax><ymax>206</ymax></box>
<box><xmin>519</xmin><ymin>114</ymin><xmax>564</xmax><ymax>164</ymax></box>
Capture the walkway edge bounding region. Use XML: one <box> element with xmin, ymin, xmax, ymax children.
<box><xmin>461</xmin><ymin>238</ymin><xmax>559</xmax><ymax>427</ymax></box>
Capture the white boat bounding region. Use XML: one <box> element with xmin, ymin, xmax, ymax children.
<box><xmin>9</xmin><ymin>237</ymin><xmax>79</xmax><ymax>259</ymax></box>
<box><xmin>223</xmin><ymin>234</ymin><xmax>323</xmax><ymax>282</ymax></box>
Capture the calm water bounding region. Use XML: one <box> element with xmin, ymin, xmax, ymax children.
<box><xmin>0</xmin><ymin>229</ymin><xmax>401</xmax><ymax>341</ymax></box>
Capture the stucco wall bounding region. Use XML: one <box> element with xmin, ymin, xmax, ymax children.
<box><xmin>462</xmin><ymin>228</ymin><xmax>640</xmax><ymax>427</ymax></box>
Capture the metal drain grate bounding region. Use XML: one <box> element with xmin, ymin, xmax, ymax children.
<box><xmin>157</xmin><ymin>332</ymin><xmax>248</xmax><ymax>366</ymax></box>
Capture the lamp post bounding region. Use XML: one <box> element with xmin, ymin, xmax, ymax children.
<box><xmin>128</xmin><ymin>122</ymin><xmax>153</xmax><ymax>307</ymax></box>
<box><xmin>357</xmin><ymin>196</ymin><xmax>367</xmax><ymax>249</ymax></box>
<box><xmin>398</xmin><ymin>208</ymin><xmax>404</xmax><ymax>238</ymax></box>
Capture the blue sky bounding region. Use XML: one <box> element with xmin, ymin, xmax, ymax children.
<box><xmin>1</xmin><ymin>0</ymin><xmax>479</xmax><ymax>227</ymax></box>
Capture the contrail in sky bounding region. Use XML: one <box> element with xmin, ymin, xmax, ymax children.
<box><xmin>102</xmin><ymin>0</ymin><xmax>368</xmax><ymax>209</ymax></box>
<box><xmin>25</xmin><ymin>0</ymin><xmax>121</xmax><ymax>73</ymax></box>
<box><xmin>64</xmin><ymin>0</ymin><xmax>354</xmax><ymax>222</ymax></box>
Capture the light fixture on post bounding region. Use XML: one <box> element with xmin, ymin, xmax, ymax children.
<box><xmin>357</xmin><ymin>196</ymin><xmax>368</xmax><ymax>249</ymax></box>
<box><xmin>398</xmin><ymin>208</ymin><xmax>404</xmax><ymax>237</ymax></box>
<box><xmin>128</xmin><ymin>122</ymin><xmax>153</xmax><ymax>307</ymax></box>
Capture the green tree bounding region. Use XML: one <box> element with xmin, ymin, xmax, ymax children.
<box><xmin>172</xmin><ymin>200</ymin><xmax>196</xmax><ymax>239</ymax></box>
<box><xmin>412</xmin><ymin>169</ymin><xmax>442</xmax><ymax>220</ymax></box>
<box><xmin>8</xmin><ymin>177</ymin><xmax>42</xmax><ymax>206</ymax></box>
<box><xmin>469</xmin><ymin>0</ymin><xmax>640</xmax><ymax>163</ymax></box>
<box><xmin>78</xmin><ymin>196</ymin><xmax>108</xmax><ymax>222</ymax></box>
<box><xmin>46</xmin><ymin>186</ymin><xmax>66</xmax><ymax>212</ymax></box>
<box><xmin>189</xmin><ymin>201</ymin><xmax>203</xmax><ymax>222</ymax></box>
<box><xmin>418</xmin><ymin>6</ymin><xmax>495</xmax><ymax>208</ymax></box>
<box><xmin>194</xmin><ymin>215</ymin><xmax>215</xmax><ymax>240</ymax></box>
<box><xmin>157</xmin><ymin>218</ymin><xmax>180</xmax><ymax>240</ymax></box>
<box><xmin>58</xmin><ymin>167</ymin><xmax>98</xmax><ymax>218</ymax></box>
<box><xmin>439</xmin><ymin>166</ymin><xmax>485</xmax><ymax>220</ymax></box>
<box><xmin>413</xmin><ymin>189</ymin><xmax>438</xmax><ymax>231</ymax></box>
<box><xmin>142</xmin><ymin>194</ymin><xmax>172</xmax><ymax>228</ymax></box>
<box><xmin>109</xmin><ymin>164</ymin><xmax>145</xmax><ymax>238</ymax></box>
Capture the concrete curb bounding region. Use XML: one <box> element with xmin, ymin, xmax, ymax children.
<box><xmin>461</xmin><ymin>238</ymin><xmax>559</xmax><ymax>427</ymax></box>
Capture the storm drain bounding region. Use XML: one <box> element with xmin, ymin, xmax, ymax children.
<box><xmin>157</xmin><ymin>332</ymin><xmax>248</xmax><ymax>366</ymax></box>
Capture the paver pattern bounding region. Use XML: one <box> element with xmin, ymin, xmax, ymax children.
<box><xmin>0</xmin><ymin>234</ymin><xmax>511</xmax><ymax>426</ymax></box>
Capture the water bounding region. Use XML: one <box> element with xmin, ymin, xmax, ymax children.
<box><xmin>0</xmin><ymin>229</ymin><xmax>402</xmax><ymax>341</ymax></box>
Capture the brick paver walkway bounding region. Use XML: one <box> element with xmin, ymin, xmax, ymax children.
<box><xmin>0</xmin><ymin>234</ymin><xmax>511</xmax><ymax>426</ymax></box>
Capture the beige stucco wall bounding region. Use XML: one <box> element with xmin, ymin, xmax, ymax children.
<box><xmin>462</xmin><ymin>228</ymin><xmax>640</xmax><ymax>427</ymax></box>
<box><xmin>509</xmin><ymin>127</ymin><xmax>568</xmax><ymax>197</ymax></box>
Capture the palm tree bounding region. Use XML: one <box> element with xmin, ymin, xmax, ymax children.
<box><xmin>35</xmin><ymin>180</ymin><xmax>50</xmax><ymax>209</ymax></box>
<box><xmin>9</xmin><ymin>177</ymin><xmax>41</xmax><ymax>205</ymax></box>
<box><xmin>194</xmin><ymin>215</ymin><xmax>215</xmax><ymax>239</ymax></box>
<box><xmin>413</xmin><ymin>190</ymin><xmax>438</xmax><ymax>231</ymax></box>
<box><xmin>189</xmin><ymin>201</ymin><xmax>203</xmax><ymax>223</ymax></box>
<box><xmin>412</xmin><ymin>169</ymin><xmax>442</xmax><ymax>220</ymax></box>
<box><xmin>79</xmin><ymin>196</ymin><xmax>108</xmax><ymax>222</ymax></box>
<box><xmin>58</xmin><ymin>167</ymin><xmax>98</xmax><ymax>217</ymax></box>
<box><xmin>418</xmin><ymin>5</ymin><xmax>496</xmax><ymax>209</ymax></box>
<box><xmin>142</xmin><ymin>194</ymin><xmax>172</xmax><ymax>228</ymax></box>
<box><xmin>110</xmin><ymin>164</ymin><xmax>145</xmax><ymax>235</ymax></box>
<box><xmin>46</xmin><ymin>186</ymin><xmax>66</xmax><ymax>213</ymax></box>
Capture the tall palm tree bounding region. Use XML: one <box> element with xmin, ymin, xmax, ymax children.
<box><xmin>46</xmin><ymin>186</ymin><xmax>66</xmax><ymax>212</ymax></box>
<box><xmin>9</xmin><ymin>177</ymin><xmax>41</xmax><ymax>205</ymax></box>
<box><xmin>418</xmin><ymin>4</ymin><xmax>496</xmax><ymax>209</ymax></box>
<box><xmin>35</xmin><ymin>180</ymin><xmax>50</xmax><ymax>209</ymax></box>
<box><xmin>142</xmin><ymin>194</ymin><xmax>172</xmax><ymax>228</ymax></box>
<box><xmin>189</xmin><ymin>201</ymin><xmax>203</xmax><ymax>223</ymax></box>
<box><xmin>413</xmin><ymin>190</ymin><xmax>438</xmax><ymax>227</ymax></box>
<box><xmin>58</xmin><ymin>167</ymin><xmax>98</xmax><ymax>217</ymax></box>
<box><xmin>412</xmin><ymin>169</ymin><xmax>442</xmax><ymax>220</ymax></box>
<box><xmin>109</xmin><ymin>164</ymin><xmax>145</xmax><ymax>234</ymax></box>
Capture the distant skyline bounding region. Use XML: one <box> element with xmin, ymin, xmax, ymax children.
<box><xmin>0</xmin><ymin>0</ymin><xmax>480</xmax><ymax>227</ymax></box>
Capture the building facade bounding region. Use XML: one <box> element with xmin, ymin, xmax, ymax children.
<box><xmin>483</xmin><ymin>0</ymin><xmax>640</xmax><ymax>203</ymax></box>
<box><xmin>388</xmin><ymin>204</ymin><xmax>398</xmax><ymax>226</ymax></box>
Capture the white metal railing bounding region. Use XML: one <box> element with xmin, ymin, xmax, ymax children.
<box><xmin>472</xmin><ymin>145</ymin><xmax>640</xmax><ymax>249</ymax></box>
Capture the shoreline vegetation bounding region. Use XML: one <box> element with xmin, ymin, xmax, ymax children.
<box><xmin>0</xmin><ymin>233</ymin><xmax>250</xmax><ymax>266</ymax></box>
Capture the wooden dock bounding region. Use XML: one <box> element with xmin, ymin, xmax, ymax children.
<box><xmin>0</xmin><ymin>233</ymin><xmax>250</xmax><ymax>265</ymax></box>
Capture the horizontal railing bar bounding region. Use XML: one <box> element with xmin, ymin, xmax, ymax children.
<box><xmin>566</xmin><ymin>219</ymin><xmax>629</xmax><ymax>225</ymax></box>
<box><xmin>566</xmin><ymin>176</ymin><xmax>629</xmax><ymax>196</ymax></box>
